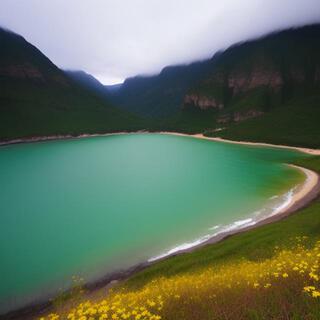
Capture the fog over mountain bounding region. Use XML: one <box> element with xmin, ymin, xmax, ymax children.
<box><xmin>0</xmin><ymin>0</ymin><xmax>320</xmax><ymax>84</ymax></box>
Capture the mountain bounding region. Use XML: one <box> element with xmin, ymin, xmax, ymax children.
<box><xmin>113</xmin><ymin>24</ymin><xmax>320</xmax><ymax>120</ymax></box>
<box><xmin>65</xmin><ymin>70</ymin><xmax>110</xmax><ymax>99</ymax></box>
<box><xmin>0</xmin><ymin>28</ymin><xmax>142</xmax><ymax>140</ymax></box>
<box><xmin>0</xmin><ymin>28</ymin><xmax>69</xmax><ymax>85</ymax></box>
<box><xmin>1</xmin><ymin>24</ymin><xmax>320</xmax><ymax>147</ymax></box>
<box><xmin>185</xmin><ymin>25</ymin><xmax>320</xmax><ymax>122</ymax></box>
<box><xmin>105</xmin><ymin>83</ymin><xmax>122</xmax><ymax>93</ymax></box>
<box><xmin>111</xmin><ymin>24</ymin><xmax>320</xmax><ymax>147</ymax></box>
<box><xmin>109</xmin><ymin>59</ymin><xmax>218</xmax><ymax>117</ymax></box>
<box><xmin>194</xmin><ymin>24</ymin><xmax>320</xmax><ymax>148</ymax></box>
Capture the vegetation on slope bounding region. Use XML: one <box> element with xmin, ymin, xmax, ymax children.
<box><xmin>37</xmin><ymin>156</ymin><xmax>320</xmax><ymax>320</ymax></box>
<box><xmin>0</xmin><ymin>28</ymin><xmax>144</xmax><ymax>140</ymax></box>
<box><xmin>108</xmin><ymin>60</ymin><xmax>216</xmax><ymax>117</ymax></box>
<box><xmin>111</xmin><ymin>24</ymin><xmax>320</xmax><ymax>121</ymax></box>
<box><xmin>41</xmin><ymin>237</ymin><xmax>320</xmax><ymax>320</ymax></box>
<box><xmin>1</xmin><ymin>25</ymin><xmax>320</xmax><ymax>147</ymax></box>
<box><xmin>107</xmin><ymin>24</ymin><xmax>320</xmax><ymax>148</ymax></box>
<box><xmin>206</xmin><ymin>95</ymin><xmax>320</xmax><ymax>148</ymax></box>
<box><xmin>189</xmin><ymin>24</ymin><xmax>320</xmax><ymax>109</ymax></box>
<box><xmin>0</xmin><ymin>79</ymin><xmax>144</xmax><ymax>139</ymax></box>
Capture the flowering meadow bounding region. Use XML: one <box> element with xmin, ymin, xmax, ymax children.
<box><xmin>40</xmin><ymin>235</ymin><xmax>320</xmax><ymax>320</ymax></box>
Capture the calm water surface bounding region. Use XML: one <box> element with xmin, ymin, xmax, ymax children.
<box><xmin>0</xmin><ymin>134</ymin><xmax>306</xmax><ymax>312</ymax></box>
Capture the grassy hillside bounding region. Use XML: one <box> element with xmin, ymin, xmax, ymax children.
<box><xmin>108</xmin><ymin>59</ymin><xmax>217</xmax><ymax>117</ymax></box>
<box><xmin>145</xmin><ymin>108</ymin><xmax>219</xmax><ymax>134</ymax></box>
<box><xmin>65</xmin><ymin>70</ymin><xmax>111</xmax><ymax>100</ymax></box>
<box><xmin>34</xmin><ymin>156</ymin><xmax>320</xmax><ymax>320</ymax></box>
<box><xmin>186</xmin><ymin>25</ymin><xmax>320</xmax><ymax>148</ymax></box>
<box><xmin>190</xmin><ymin>25</ymin><xmax>320</xmax><ymax>106</ymax></box>
<box><xmin>206</xmin><ymin>95</ymin><xmax>320</xmax><ymax>148</ymax></box>
<box><xmin>0</xmin><ymin>79</ymin><xmax>144</xmax><ymax>140</ymax></box>
<box><xmin>1</xmin><ymin>25</ymin><xmax>320</xmax><ymax>147</ymax></box>
<box><xmin>0</xmin><ymin>28</ymin><xmax>144</xmax><ymax>140</ymax></box>
<box><xmin>106</xmin><ymin>24</ymin><xmax>320</xmax><ymax>148</ymax></box>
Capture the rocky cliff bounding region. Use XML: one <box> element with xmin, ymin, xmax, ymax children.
<box><xmin>184</xmin><ymin>94</ymin><xmax>223</xmax><ymax>110</ymax></box>
<box><xmin>183</xmin><ymin>25</ymin><xmax>320</xmax><ymax>123</ymax></box>
<box><xmin>110</xmin><ymin>24</ymin><xmax>320</xmax><ymax>121</ymax></box>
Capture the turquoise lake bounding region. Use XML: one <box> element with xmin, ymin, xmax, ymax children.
<box><xmin>0</xmin><ymin>133</ymin><xmax>306</xmax><ymax>312</ymax></box>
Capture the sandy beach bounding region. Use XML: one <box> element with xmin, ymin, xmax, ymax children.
<box><xmin>159</xmin><ymin>132</ymin><xmax>320</xmax><ymax>155</ymax></box>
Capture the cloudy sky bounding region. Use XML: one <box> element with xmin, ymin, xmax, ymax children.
<box><xmin>1</xmin><ymin>0</ymin><xmax>320</xmax><ymax>84</ymax></box>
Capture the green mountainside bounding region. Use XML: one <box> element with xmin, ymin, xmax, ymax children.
<box><xmin>1</xmin><ymin>25</ymin><xmax>320</xmax><ymax>147</ymax></box>
<box><xmin>112</xmin><ymin>25</ymin><xmax>320</xmax><ymax>147</ymax></box>
<box><xmin>189</xmin><ymin>25</ymin><xmax>320</xmax><ymax>148</ymax></box>
<box><xmin>0</xmin><ymin>28</ymin><xmax>142</xmax><ymax>140</ymax></box>
<box><xmin>108</xmin><ymin>60</ymin><xmax>216</xmax><ymax>117</ymax></box>
<box><xmin>65</xmin><ymin>70</ymin><xmax>110</xmax><ymax>100</ymax></box>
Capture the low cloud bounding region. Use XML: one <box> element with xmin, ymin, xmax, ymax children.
<box><xmin>1</xmin><ymin>0</ymin><xmax>320</xmax><ymax>84</ymax></box>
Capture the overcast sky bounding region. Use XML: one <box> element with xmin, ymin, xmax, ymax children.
<box><xmin>1</xmin><ymin>0</ymin><xmax>320</xmax><ymax>84</ymax></box>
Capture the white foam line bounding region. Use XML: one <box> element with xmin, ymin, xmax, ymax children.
<box><xmin>148</xmin><ymin>218</ymin><xmax>256</xmax><ymax>262</ymax></box>
<box><xmin>148</xmin><ymin>191</ymin><xmax>296</xmax><ymax>262</ymax></box>
<box><xmin>209</xmin><ymin>225</ymin><xmax>221</xmax><ymax>231</ymax></box>
<box><xmin>148</xmin><ymin>234</ymin><xmax>212</xmax><ymax>262</ymax></box>
<box><xmin>268</xmin><ymin>189</ymin><xmax>294</xmax><ymax>217</ymax></box>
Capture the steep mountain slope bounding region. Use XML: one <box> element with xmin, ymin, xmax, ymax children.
<box><xmin>187</xmin><ymin>25</ymin><xmax>320</xmax><ymax>124</ymax></box>
<box><xmin>207</xmin><ymin>95</ymin><xmax>320</xmax><ymax>148</ymax></box>
<box><xmin>111</xmin><ymin>24</ymin><xmax>320</xmax><ymax>147</ymax></box>
<box><xmin>0</xmin><ymin>28</ymin><xmax>142</xmax><ymax>140</ymax></box>
<box><xmin>113</xmin><ymin>25</ymin><xmax>320</xmax><ymax>119</ymax></box>
<box><xmin>194</xmin><ymin>25</ymin><xmax>320</xmax><ymax>148</ymax></box>
<box><xmin>109</xmin><ymin>59</ymin><xmax>218</xmax><ymax>117</ymax></box>
<box><xmin>66</xmin><ymin>70</ymin><xmax>110</xmax><ymax>100</ymax></box>
<box><xmin>105</xmin><ymin>83</ymin><xmax>122</xmax><ymax>93</ymax></box>
<box><xmin>0</xmin><ymin>28</ymin><xmax>68</xmax><ymax>85</ymax></box>
<box><xmin>1</xmin><ymin>25</ymin><xmax>319</xmax><ymax>146</ymax></box>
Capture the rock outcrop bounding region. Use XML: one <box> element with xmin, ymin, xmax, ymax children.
<box><xmin>227</xmin><ymin>68</ymin><xmax>283</xmax><ymax>94</ymax></box>
<box><xmin>184</xmin><ymin>94</ymin><xmax>223</xmax><ymax>110</ymax></box>
<box><xmin>180</xmin><ymin>25</ymin><xmax>320</xmax><ymax>124</ymax></box>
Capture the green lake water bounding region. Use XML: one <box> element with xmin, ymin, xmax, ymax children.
<box><xmin>0</xmin><ymin>134</ymin><xmax>306</xmax><ymax>312</ymax></box>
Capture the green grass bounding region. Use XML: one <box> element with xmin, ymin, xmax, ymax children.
<box><xmin>125</xmin><ymin>156</ymin><xmax>320</xmax><ymax>290</ymax></box>
<box><xmin>0</xmin><ymin>80</ymin><xmax>145</xmax><ymax>140</ymax></box>
<box><xmin>205</xmin><ymin>95</ymin><xmax>320</xmax><ymax>148</ymax></box>
<box><xmin>146</xmin><ymin>108</ymin><xmax>219</xmax><ymax>134</ymax></box>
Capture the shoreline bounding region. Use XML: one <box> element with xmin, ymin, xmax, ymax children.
<box><xmin>147</xmin><ymin>163</ymin><xmax>319</xmax><ymax>260</ymax></box>
<box><xmin>1</xmin><ymin>131</ymin><xmax>320</xmax><ymax>156</ymax></box>
<box><xmin>0</xmin><ymin>132</ymin><xmax>131</xmax><ymax>147</ymax></box>
<box><xmin>2</xmin><ymin>132</ymin><xmax>320</xmax><ymax>319</ymax></box>
<box><xmin>159</xmin><ymin>132</ymin><xmax>320</xmax><ymax>155</ymax></box>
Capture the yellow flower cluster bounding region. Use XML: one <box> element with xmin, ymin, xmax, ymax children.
<box><xmin>40</xmin><ymin>290</ymin><xmax>163</xmax><ymax>320</ymax></box>
<box><xmin>40</xmin><ymin>236</ymin><xmax>320</xmax><ymax>320</ymax></box>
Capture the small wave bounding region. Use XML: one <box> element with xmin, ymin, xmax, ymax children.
<box><xmin>209</xmin><ymin>225</ymin><xmax>221</xmax><ymax>231</ymax></box>
<box><xmin>149</xmin><ymin>219</ymin><xmax>256</xmax><ymax>262</ymax></box>
<box><xmin>148</xmin><ymin>234</ymin><xmax>212</xmax><ymax>262</ymax></box>
<box><xmin>268</xmin><ymin>189</ymin><xmax>294</xmax><ymax>217</ymax></box>
<box><xmin>211</xmin><ymin>218</ymin><xmax>256</xmax><ymax>236</ymax></box>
